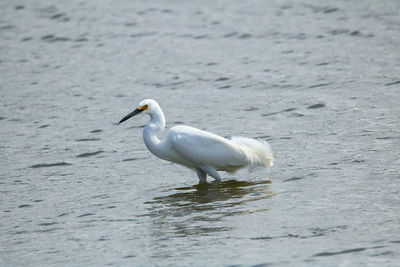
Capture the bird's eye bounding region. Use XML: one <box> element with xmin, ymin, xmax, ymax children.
<box><xmin>139</xmin><ymin>104</ymin><xmax>148</xmax><ymax>110</ymax></box>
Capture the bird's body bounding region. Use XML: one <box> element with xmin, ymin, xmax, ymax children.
<box><xmin>119</xmin><ymin>99</ymin><xmax>274</xmax><ymax>182</ymax></box>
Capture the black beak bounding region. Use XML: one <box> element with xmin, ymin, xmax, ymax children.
<box><xmin>119</xmin><ymin>108</ymin><xmax>143</xmax><ymax>124</ymax></box>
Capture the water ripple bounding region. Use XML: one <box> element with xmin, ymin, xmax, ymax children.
<box><xmin>144</xmin><ymin>180</ymin><xmax>275</xmax><ymax>237</ymax></box>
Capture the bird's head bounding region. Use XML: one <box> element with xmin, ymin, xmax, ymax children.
<box><xmin>119</xmin><ymin>99</ymin><xmax>159</xmax><ymax>124</ymax></box>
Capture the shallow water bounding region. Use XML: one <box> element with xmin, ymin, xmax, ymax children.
<box><xmin>1</xmin><ymin>0</ymin><xmax>400</xmax><ymax>265</ymax></box>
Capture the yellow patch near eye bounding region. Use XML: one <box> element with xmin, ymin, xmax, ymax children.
<box><xmin>138</xmin><ymin>104</ymin><xmax>148</xmax><ymax>110</ymax></box>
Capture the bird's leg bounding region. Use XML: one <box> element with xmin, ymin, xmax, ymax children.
<box><xmin>200</xmin><ymin>166</ymin><xmax>221</xmax><ymax>181</ymax></box>
<box><xmin>195</xmin><ymin>169</ymin><xmax>207</xmax><ymax>183</ymax></box>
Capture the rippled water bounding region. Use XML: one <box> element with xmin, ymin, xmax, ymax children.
<box><xmin>1</xmin><ymin>0</ymin><xmax>400</xmax><ymax>265</ymax></box>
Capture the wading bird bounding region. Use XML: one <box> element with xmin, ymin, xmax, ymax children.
<box><xmin>119</xmin><ymin>99</ymin><xmax>274</xmax><ymax>182</ymax></box>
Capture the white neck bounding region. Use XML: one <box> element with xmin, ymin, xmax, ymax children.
<box><xmin>143</xmin><ymin>106</ymin><xmax>166</xmax><ymax>159</ymax></box>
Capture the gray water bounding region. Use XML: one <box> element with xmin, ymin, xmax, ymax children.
<box><xmin>1</xmin><ymin>0</ymin><xmax>400</xmax><ymax>266</ymax></box>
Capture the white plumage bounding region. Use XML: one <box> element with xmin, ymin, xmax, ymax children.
<box><xmin>119</xmin><ymin>99</ymin><xmax>274</xmax><ymax>182</ymax></box>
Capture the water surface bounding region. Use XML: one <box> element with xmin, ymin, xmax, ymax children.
<box><xmin>1</xmin><ymin>0</ymin><xmax>400</xmax><ymax>265</ymax></box>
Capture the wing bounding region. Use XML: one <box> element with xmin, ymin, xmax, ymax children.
<box><xmin>167</xmin><ymin>125</ymin><xmax>248</xmax><ymax>169</ymax></box>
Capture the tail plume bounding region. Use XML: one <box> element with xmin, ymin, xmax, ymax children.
<box><xmin>231</xmin><ymin>136</ymin><xmax>274</xmax><ymax>169</ymax></box>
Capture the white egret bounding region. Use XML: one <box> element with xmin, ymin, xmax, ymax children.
<box><xmin>119</xmin><ymin>99</ymin><xmax>274</xmax><ymax>182</ymax></box>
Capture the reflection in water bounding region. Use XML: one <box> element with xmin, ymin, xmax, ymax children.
<box><xmin>144</xmin><ymin>180</ymin><xmax>275</xmax><ymax>239</ymax></box>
